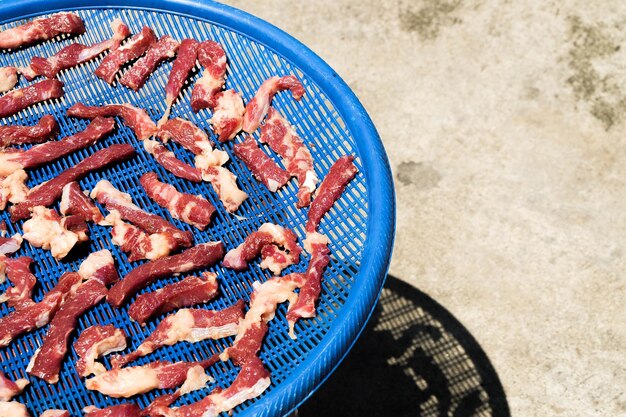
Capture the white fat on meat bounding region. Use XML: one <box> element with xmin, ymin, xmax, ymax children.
<box><xmin>303</xmin><ymin>232</ymin><xmax>330</xmax><ymax>254</ymax></box>
<box><xmin>209</xmin><ymin>377</ymin><xmax>271</xmax><ymax>417</ymax></box>
<box><xmin>0</xmin><ymin>234</ymin><xmax>22</xmax><ymax>257</ymax></box>
<box><xmin>179</xmin><ymin>365</ymin><xmax>213</xmax><ymax>395</ymax></box>
<box><xmin>80</xmin><ymin>332</ymin><xmax>127</xmax><ymax>376</ymax></box>
<box><xmin>163</xmin><ymin>309</ymin><xmax>238</xmax><ymax>345</ymax></box>
<box><xmin>0</xmin><ymin>401</ymin><xmax>30</xmax><ymax>417</ymax></box>
<box><xmin>106</xmin><ymin>211</ymin><xmax>174</xmax><ymax>260</ymax></box>
<box><xmin>194</xmin><ymin>148</ymin><xmax>229</xmax><ymax>169</ymax></box>
<box><xmin>0</xmin><ymin>67</ymin><xmax>18</xmax><ymax>93</ymax></box>
<box><xmin>22</xmin><ymin>207</ymin><xmax>87</xmax><ymax>259</ymax></box>
<box><xmin>39</xmin><ymin>411</ymin><xmax>68</xmax><ymax>417</ymax></box>
<box><xmin>90</xmin><ymin>180</ymin><xmax>134</xmax><ymax>208</ymax></box>
<box><xmin>85</xmin><ymin>366</ymin><xmax>160</xmax><ymax>398</ymax></box>
<box><xmin>0</xmin><ymin>377</ymin><xmax>28</xmax><ymax>402</ymax></box>
<box><xmin>0</xmin><ymin>170</ymin><xmax>29</xmax><ymax>210</ymax></box>
<box><xmin>78</xmin><ymin>250</ymin><xmax>115</xmax><ymax>281</ymax></box>
<box><xmin>198</xmin><ymin>165</ymin><xmax>247</xmax><ymax>213</ymax></box>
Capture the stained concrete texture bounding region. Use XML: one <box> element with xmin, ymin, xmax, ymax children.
<box><xmin>221</xmin><ymin>1</ymin><xmax>626</xmax><ymax>416</ymax></box>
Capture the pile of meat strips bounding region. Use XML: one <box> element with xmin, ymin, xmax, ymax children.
<box><xmin>0</xmin><ymin>12</ymin><xmax>358</xmax><ymax>417</ymax></box>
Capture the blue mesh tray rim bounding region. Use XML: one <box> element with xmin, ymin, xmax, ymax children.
<box><xmin>0</xmin><ymin>1</ymin><xmax>396</xmax><ymax>416</ymax></box>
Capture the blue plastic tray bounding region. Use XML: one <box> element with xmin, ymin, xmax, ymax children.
<box><xmin>0</xmin><ymin>1</ymin><xmax>395</xmax><ymax>416</ymax></box>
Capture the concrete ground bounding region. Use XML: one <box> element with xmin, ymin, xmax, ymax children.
<box><xmin>222</xmin><ymin>1</ymin><xmax>625</xmax><ymax>416</ymax></box>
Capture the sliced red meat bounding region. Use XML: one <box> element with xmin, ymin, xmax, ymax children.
<box><xmin>0</xmin><ymin>79</ymin><xmax>64</xmax><ymax>118</ymax></box>
<box><xmin>223</xmin><ymin>223</ymin><xmax>301</xmax><ymax>275</ymax></box>
<box><xmin>95</xmin><ymin>26</ymin><xmax>156</xmax><ymax>84</ymax></box>
<box><xmin>114</xmin><ymin>300</ymin><xmax>243</xmax><ymax>368</ymax></box>
<box><xmin>140</xmin><ymin>172</ymin><xmax>215</xmax><ymax>230</ymax></box>
<box><xmin>167</xmin><ymin>356</ymin><xmax>271</xmax><ymax>417</ymax></box>
<box><xmin>26</xmin><ymin>19</ymin><xmax>131</xmax><ymax>79</ymax></box>
<box><xmin>128</xmin><ymin>272</ymin><xmax>219</xmax><ymax>324</ymax></box>
<box><xmin>0</xmin><ymin>115</ymin><xmax>58</xmax><ymax>148</ymax></box>
<box><xmin>74</xmin><ymin>325</ymin><xmax>127</xmax><ymax>377</ymax></box>
<box><xmin>86</xmin><ymin>358</ymin><xmax>216</xmax><ymax>398</ymax></box>
<box><xmin>60</xmin><ymin>181</ymin><xmax>104</xmax><ymax>223</ymax></box>
<box><xmin>91</xmin><ymin>179</ymin><xmax>192</xmax><ymax>248</ymax></box>
<box><xmin>120</xmin><ymin>35</ymin><xmax>179</xmax><ymax>91</ymax></box>
<box><xmin>211</xmin><ymin>89</ymin><xmax>244</xmax><ymax>142</ymax></box>
<box><xmin>0</xmin><ymin>256</ymin><xmax>36</xmax><ymax>306</ymax></box>
<box><xmin>0</xmin><ymin>12</ymin><xmax>85</xmax><ymax>50</ymax></box>
<box><xmin>161</xmin><ymin>39</ymin><xmax>199</xmax><ymax>123</ymax></box>
<box><xmin>106</xmin><ymin>211</ymin><xmax>178</xmax><ymax>262</ymax></box>
<box><xmin>28</xmin><ymin>251</ymin><xmax>118</xmax><ymax>383</ymax></box>
<box><xmin>10</xmin><ymin>144</ymin><xmax>135</xmax><ymax>221</ymax></box>
<box><xmin>143</xmin><ymin>140</ymin><xmax>202</xmax><ymax>183</ymax></box>
<box><xmin>305</xmin><ymin>155</ymin><xmax>357</xmax><ymax>233</ymax></box>
<box><xmin>234</xmin><ymin>137</ymin><xmax>291</xmax><ymax>192</ymax></box>
<box><xmin>190</xmin><ymin>40</ymin><xmax>227</xmax><ymax>112</ymax></box>
<box><xmin>260</xmin><ymin>107</ymin><xmax>317</xmax><ymax>207</ymax></box>
<box><xmin>0</xmin><ymin>117</ymin><xmax>115</xmax><ymax>176</ymax></box>
<box><xmin>0</xmin><ymin>271</ymin><xmax>81</xmax><ymax>347</ymax></box>
<box><xmin>0</xmin><ymin>67</ymin><xmax>18</xmax><ymax>93</ymax></box>
<box><xmin>157</xmin><ymin>117</ymin><xmax>214</xmax><ymax>156</ymax></box>
<box><xmin>83</xmin><ymin>404</ymin><xmax>142</xmax><ymax>417</ymax></box>
<box><xmin>286</xmin><ymin>232</ymin><xmax>331</xmax><ymax>335</ymax></box>
<box><xmin>242</xmin><ymin>75</ymin><xmax>305</xmax><ymax>133</ymax></box>
<box><xmin>107</xmin><ymin>242</ymin><xmax>224</xmax><ymax>307</ymax></box>
<box><xmin>0</xmin><ymin>372</ymin><xmax>29</xmax><ymax>401</ymax></box>
<box><xmin>67</xmin><ymin>102</ymin><xmax>157</xmax><ymax>140</ymax></box>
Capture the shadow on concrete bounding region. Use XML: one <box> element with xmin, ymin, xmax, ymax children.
<box><xmin>296</xmin><ymin>275</ymin><xmax>510</xmax><ymax>417</ymax></box>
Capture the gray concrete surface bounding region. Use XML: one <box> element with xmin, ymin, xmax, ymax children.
<box><xmin>221</xmin><ymin>1</ymin><xmax>626</xmax><ymax>416</ymax></box>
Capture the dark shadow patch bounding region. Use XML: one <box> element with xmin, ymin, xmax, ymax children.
<box><xmin>297</xmin><ymin>275</ymin><xmax>510</xmax><ymax>417</ymax></box>
<box><xmin>399</xmin><ymin>0</ymin><xmax>463</xmax><ymax>40</ymax></box>
<box><xmin>397</xmin><ymin>161</ymin><xmax>442</xmax><ymax>190</ymax></box>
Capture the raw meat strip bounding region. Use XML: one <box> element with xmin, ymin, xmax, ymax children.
<box><xmin>143</xmin><ymin>140</ymin><xmax>202</xmax><ymax>183</ymax></box>
<box><xmin>242</xmin><ymin>75</ymin><xmax>305</xmax><ymax>133</ymax></box>
<box><xmin>0</xmin><ymin>79</ymin><xmax>64</xmax><ymax>118</ymax></box>
<box><xmin>0</xmin><ymin>117</ymin><xmax>115</xmax><ymax>176</ymax></box>
<box><xmin>222</xmin><ymin>273</ymin><xmax>305</xmax><ymax>364</ymax></box>
<box><xmin>107</xmin><ymin>242</ymin><xmax>225</xmax><ymax>307</ymax></box>
<box><xmin>83</xmin><ymin>404</ymin><xmax>142</xmax><ymax>417</ymax></box>
<box><xmin>0</xmin><ymin>372</ymin><xmax>28</xmax><ymax>401</ymax></box>
<box><xmin>210</xmin><ymin>89</ymin><xmax>244</xmax><ymax>142</ymax></box>
<box><xmin>86</xmin><ymin>359</ymin><xmax>216</xmax><ymax>398</ymax></box>
<box><xmin>0</xmin><ymin>401</ymin><xmax>30</xmax><ymax>417</ymax></box>
<box><xmin>260</xmin><ymin>108</ymin><xmax>317</xmax><ymax>207</ymax></box>
<box><xmin>0</xmin><ymin>256</ymin><xmax>36</xmax><ymax>306</ymax></box>
<box><xmin>128</xmin><ymin>272</ymin><xmax>219</xmax><ymax>324</ymax></box>
<box><xmin>113</xmin><ymin>301</ymin><xmax>243</xmax><ymax>368</ymax></box>
<box><xmin>91</xmin><ymin>179</ymin><xmax>192</xmax><ymax>248</ymax></box>
<box><xmin>164</xmin><ymin>356</ymin><xmax>271</xmax><ymax>417</ymax></box>
<box><xmin>67</xmin><ymin>102</ymin><xmax>157</xmax><ymax>140</ymax></box>
<box><xmin>0</xmin><ymin>67</ymin><xmax>18</xmax><ymax>93</ymax></box>
<box><xmin>74</xmin><ymin>325</ymin><xmax>127</xmax><ymax>377</ymax></box>
<box><xmin>0</xmin><ymin>233</ymin><xmax>22</xmax><ymax>255</ymax></box>
<box><xmin>0</xmin><ymin>12</ymin><xmax>85</xmax><ymax>50</ymax></box>
<box><xmin>95</xmin><ymin>26</ymin><xmax>156</xmax><ymax>84</ymax></box>
<box><xmin>0</xmin><ymin>115</ymin><xmax>58</xmax><ymax>148</ymax></box>
<box><xmin>120</xmin><ymin>35</ymin><xmax>179</xmax><ymax>91</ymax></box>
<box><xmin>286</xmin><ymin>232</ymin><xmax>331</xmax><ymax>336</ymax></box>
<box><xmin>22</xmin><ymin>207</ymin><xmax>88</xmax><ymax>259</ymax></box>
<box><xmin>26</xmin><ymin>19</ymin><xmax>131</xmax><ymax>79</ymax></box>
<box><xmin>0</xmin><ymin>169</ymin><xmax>29</xmax><ymax>210</ymax></box>
<box><xmin>157</xmin><ymin>117</ymin><xmax>217</xmax><ymax>157</ymax></box>
<box><xmin>10</xmin><ymin>144</ymin><xmax>135</xmax><ymax>220</ymax></box>
<box><xmin>140</xmin><ymin>172</ymin><xmax>215</xmax><ymax>230</ymax></box>
<box><xmin>195</xmin><ymin>165</ymin><xmax>247</xmax><ymax>213</ymax></box>
<box><xmin>106</xmin><ymin>211</ymin><xmax>178</xmax><ymax>262</ymax></box>
<box><xmin>223</xmin><ymin>223</ymin><xmax>301</xmax><ymax>275</ymax></box>
<box><xmin>0</xmin><ymin>271</ymin><xmax>81</xmax><ymax>347</ymax></box>
<box><xmin>28</xmin><ymin>251</ymin><xmax>118</xmax><ymax>383</ymax></box>
<box><xmin>160</xmin><ymin>39</ymin><xmax>199</xmax><ymax>123</ymax></box>
<box><xmin>190</xmin><ymin>40</ymin><xmax>226</xmax><ymax>112</ymax></box>
<box><xmin>305</xmin><ymin>155</ymin><xmax>357</xmax><ymax>233</ymax></box>
<box><xmin>60</xmin><ymin>181</ymin><xmax>104</xmax><ymax>223</ymax></box>
<box><xmin>233</xmin><ymin>137</ymin><xmax>290</xmax><ymax>192</ymax></box>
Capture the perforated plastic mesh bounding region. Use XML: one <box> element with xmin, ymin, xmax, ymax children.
<box><xmin>0</xmin><ymin>4</ymin><xmax>392</xmax><ymax>417</ymax></box>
